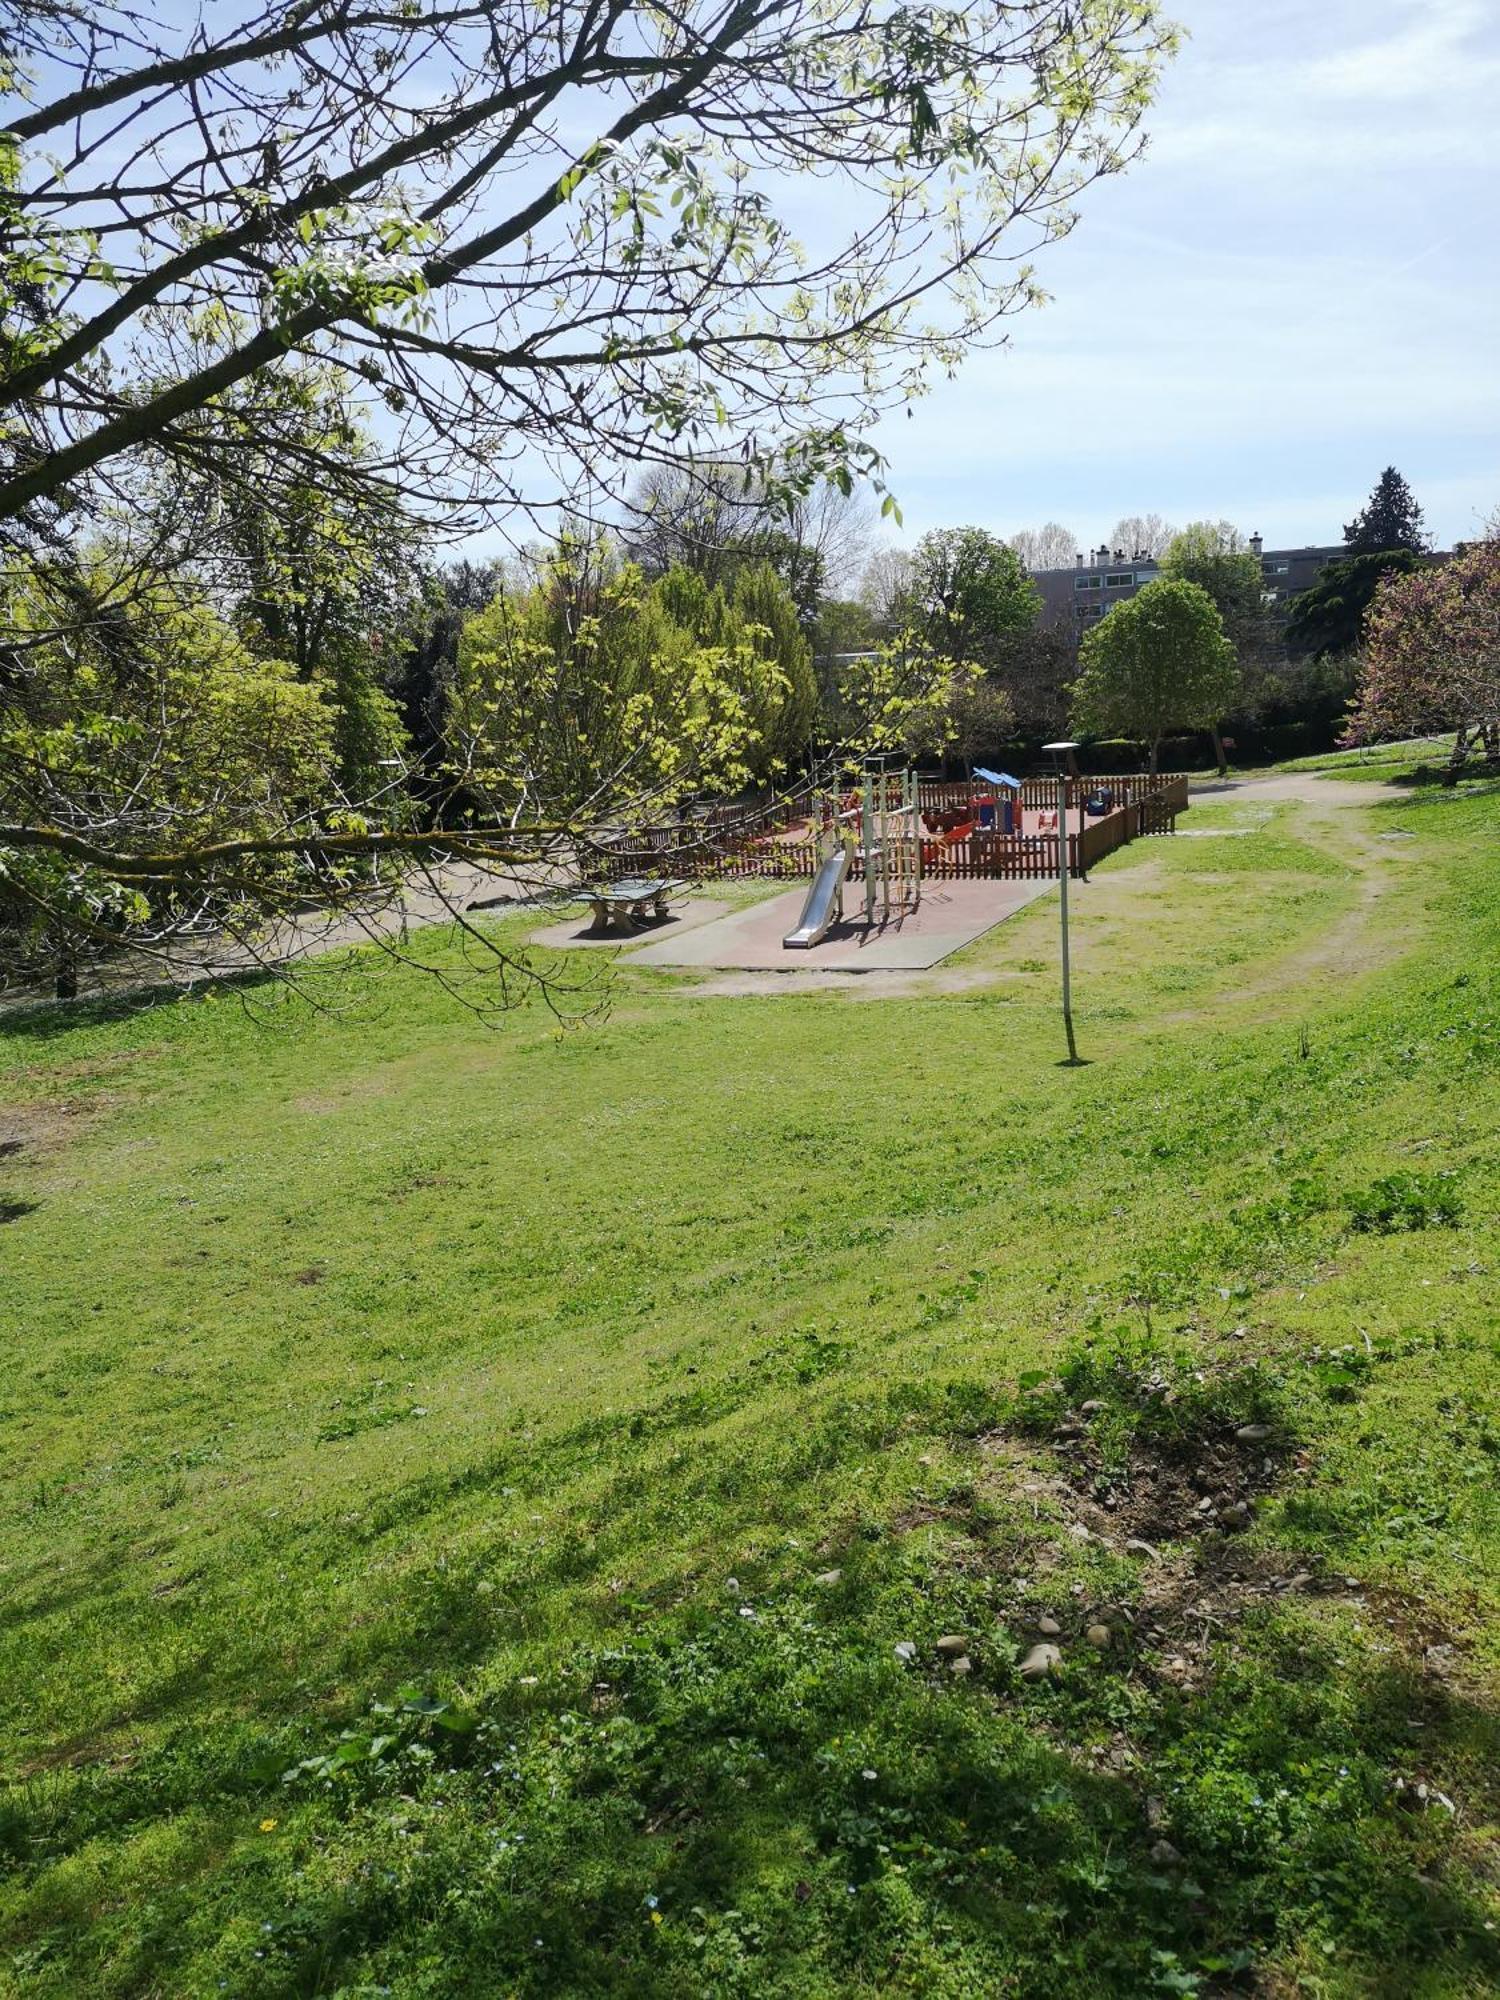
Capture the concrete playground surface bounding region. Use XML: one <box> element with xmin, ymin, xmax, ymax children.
<box><xmin>622</xmin><ymin>877</ymin><xmax>1053</xmax><ymax>973</ymax></box>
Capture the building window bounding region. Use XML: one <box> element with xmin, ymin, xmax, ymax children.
<box><xmin>1105</xmin><ymin>571</ymin><xmax>1134</xmax><ymax>588</ymax></box>
<box><xmin>1074</xmin><ymin>574</ymin><xmax>1101</xmax><ymax>591</ymax></box>
<box><xmin>1262</xmin><ymin>559</ymin><xmax>1290</xmax><ymax>576</ymax></box>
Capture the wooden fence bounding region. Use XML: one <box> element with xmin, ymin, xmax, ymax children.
<box><xmin>584</xmin><ymin>773</ymin><xmax>1188</xmax><ymax>885</ymax></box>
<box><xmin>914</xmin><ymin>771</ymin><xmax>1185</xmax><ymax>814</ymax></box>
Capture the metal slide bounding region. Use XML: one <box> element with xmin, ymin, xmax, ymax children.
<box><xmin>782</xmin><ymin>842</ymin><xmax>851</xmax><ymax>949</ymax></box>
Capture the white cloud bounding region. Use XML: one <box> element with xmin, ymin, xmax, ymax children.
<box><xmin>1300</xmin><ymin>0</ymin><xmax>1500</xmax><ymax>102</ymax></box>
<box><xmin>862</xmin><ymin>0</ymin><xmax>1500</xmax><ymax>550</ymax></box>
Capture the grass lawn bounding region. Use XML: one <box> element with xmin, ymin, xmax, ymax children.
<box><xmin>1271</xmin><ymin>737</ymin><xmax>1459</xmax><ymax>783</ymax></box>
<box><xmin>3</xmin><ymin>769</ymin><xmax>1500</xmax><ymax>1996</ymax></box>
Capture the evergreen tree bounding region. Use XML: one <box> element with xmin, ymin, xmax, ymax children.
<box><xmin>1285</xmin><ymin>549</ymin><xmax>1425</xmax><ymax>659</ymax></box>
<box><xmin>1344</xmin><ymin>468</ymin><xmax>1430</xmax><ymax>555</ymax></box>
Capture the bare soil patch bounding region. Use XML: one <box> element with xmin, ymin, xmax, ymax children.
<box><xmin>977</xmin><ymin>1382</ymin><xmax>1371</xmax><ymax>1695</ymax></box>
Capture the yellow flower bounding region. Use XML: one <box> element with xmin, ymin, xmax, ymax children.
<box><xmin>259</xmin><ymin>1818</ymin><xmax>278</xmax><ymax>1833</ymax></box>
<box><xmin>650</xmin><ymin>1912</ymin><xmax>663</xmax><ymax>1926</ymax></box>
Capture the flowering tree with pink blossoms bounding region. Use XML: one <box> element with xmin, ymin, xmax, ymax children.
<box><xmin>1345</xmin><ymin>543</ymin><xmax>1500</xmax><ymax>775</ymax></box>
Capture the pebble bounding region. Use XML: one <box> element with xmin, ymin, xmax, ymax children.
<box><xmin>1150</xmin><ymin>1839</ymin><xmax>1183</xmax><ymax>1867</ymax></box>
<box><xmin>813</xmin><ymin>1569</ymin><xmax>843</xmax><ymax>1587</ymax></box>
<box><xmin>1035</xmin><ymin>1614</ymin><xmax>1062</xmax><ymax>1636</ymax></box>
<box><xmin>1124</xmin><ymin>1537</ymin><xmax>1160</xmax><ymax>1560</ymax></box>
<box><xmin>1285</xmin><ymin>1572</ymin><xmax>1316</xmax><ymax>1593</ymax></box>
<box><xmin>1236</xmin><ymin>1424</ymin><xmax>1274</xmax><ymax>1443</ymax></box>
<box><xmin>1086</xmin><ymin>1623</ymin><xmax>1112</xmax><ymax>1649</ymax></box>
<box><xmin>934</xmin><ymin>1634</ymin><xmax>969</xmax><ymax>1657</ymax></box>
<box><xmin>949</xmin><ymin>1655</ymin><xmax>973</xmax><ymax>1676</ymax></box>
<box><xmin>1019</xmin><ymin>1642</ymin><xmax>1062</xmax><ymax>1682</ymax></box>
<box><xmin>1080</xmin><ymin>1399</ymin><xmax>1106</xmax><ymax>1414</ymax></box>
<box><xmin>894</xmin><ymin>1641</ymin><xmax>917</xmax><ymax>1662</ymax></box>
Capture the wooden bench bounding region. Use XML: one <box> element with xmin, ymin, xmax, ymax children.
<box><xmin>583</xmin><ymin>877</ymin><xmax>686</xmax><ymax>935</ymax></box>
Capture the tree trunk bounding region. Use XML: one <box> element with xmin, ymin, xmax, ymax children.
<box><xmin>1148</xmin><ymin>736</ymin><xmax>1159</xmax><ymax>776</ymax></box>
<box><xmin>1209</xmin><ymin>724</ymin><xmax>1227</xmax><ymax>777</ymax></box>
<box><xmin>1444</xmin><ymin>726</ymin><xmax>1471</xmax><ymax>784</ymax></box>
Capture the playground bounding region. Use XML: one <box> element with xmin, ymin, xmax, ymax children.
<box><xmin>544</xmin><ymin>757</ymin><xmax>1185</xmax><ymax>973</ymax></box>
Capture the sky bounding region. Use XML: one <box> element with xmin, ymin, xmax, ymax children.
<box><xmin>863</xmin><ymin>0</ymin><xmax>1500</xmax><ymax>560</ymax></box>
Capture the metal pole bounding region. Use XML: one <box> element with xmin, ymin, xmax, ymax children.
<box><xmin>908</xmin><ymin>766</ymin><xmax>922</xmax><ymax>907</ymax></box>
<box><xmin>862</xmin><ymin>782</ymin><xmax>875</xmax><ymax>925</ymax></box>
<box><xmin>881</xmin><ymin>769</ymin><xmax>891</xmax><ymax>923</ymax></box>
<box><xmin>1057</xmin><ymin>765</ymin><xmax>1077</xmax><ymax>1063</ymax></box>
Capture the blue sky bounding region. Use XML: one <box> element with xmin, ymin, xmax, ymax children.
<box><xmin>865</xmin><ymin>0</ymin><xmax>1500</xmax><ymax>557</ymax></box>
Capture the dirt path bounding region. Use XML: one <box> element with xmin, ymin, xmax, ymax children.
<box><xmin>1161</xmin><ymin>769</ymin><xmax>1419</xmax><ymax>1021</ymax></box>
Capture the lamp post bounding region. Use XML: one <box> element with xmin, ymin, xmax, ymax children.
<box><xmin>1043</xmin><ymin>740</ymin><xmax>1080</xmax><ymax>1064</ymax></box>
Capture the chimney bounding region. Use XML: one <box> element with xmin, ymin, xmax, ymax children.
<box><xmin>1075</xmin><ymin>552</ymin><xmax>1084</xmax><ymax>567</ymax></box>
<box><xmin>1250</xmin><ymin>532</ymin><xmax>1263</xmax><ymax>555</ymax></box>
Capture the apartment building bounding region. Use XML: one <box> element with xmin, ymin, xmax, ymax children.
<box><xmin>1031</xmin><ymin>536</ymin><xmax>1348</xmax><ymax>631</ymax></box>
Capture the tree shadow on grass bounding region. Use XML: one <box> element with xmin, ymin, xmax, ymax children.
<box><xmin>1385</xmin><ymin>765</ymin><xmax>1500</xmax><ymax>798</ymax></box>
<box><xmin>6</xmin><ymin>1359</ymin><xmax>1500</xmax><ymax>1994</ymax></box>
<box><xmin>8</xmin><ymin>1462</ymin><xmax>1500</xmax><ymax>1997</ymax></box>
<box><xmin>0</xmin><ymin>963</ymin><xmax>294</xmax><ymax>1045</ymax></box>
<box><xmin>262</xmin><ymin>1586</ymin><xmax>1500</xmax><ymax>1999</ymax></box>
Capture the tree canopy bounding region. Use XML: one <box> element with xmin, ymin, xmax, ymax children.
<box><xmin>0</xmin><ymin>559</ymin><xmax>340</xmax><ymax>992</ymax></box>
<box><xmin>2</xmin><ymin>0</ymin><xmax>1175</xmax><ymax>550</ymax></box>
<box><xmin>1345</xmin><ymin>542</ymin><xmax>1500</xmax><ymax>772</ymax></box>
<box><xmin>1070</xmin><ymin>577</ymin><xmax>1237</xmax><ymax>770</ymax></box>
<box><xmin>908</xmin><ymin>527</ymin><xmax>1039</xmax><ymax>667</ymax></box>
<box><xmin>1344</xmin><ymin>468</ymin><xmax>1430</xmax><ymax>556</ymax></box>
<box><xmin>1007</xmin><ymin>522</ymin><xmax>1078</xmax><ymax>572</ymax></box>
<box><xmin>1109</xmin><ymin>513</ymin><xmax>1178</xmax><ymax>559</ymax></box>
<box><xmin>619</xmin><ymin>463</ymin><xmax>876</xmax><ymax>627</ymax></box>
<box><xmin>449</xmin><ymin>540</ymin><xmax>815</xmax><ymax>821</ymax></box>
<box><xmin>1160</xmin><ymin>521</ymin><xmax>1265</xmax><ymax>650</ymax></box>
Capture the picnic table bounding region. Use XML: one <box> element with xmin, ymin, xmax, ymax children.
<box><xmin>583</xmin><ymin>876</ymin><xmax>686</xmax><ymax>936</ymax></box>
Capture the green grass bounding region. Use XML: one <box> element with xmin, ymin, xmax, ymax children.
<box><xmin>3</xmin><ymin>777</ymin><xmax>1500</xmax><ymax>1996</ymax></box>
<box><xmin>1271</xmin><ymin>737</ymin><xmax>1459</xmax><ymax>783</ymax></box>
